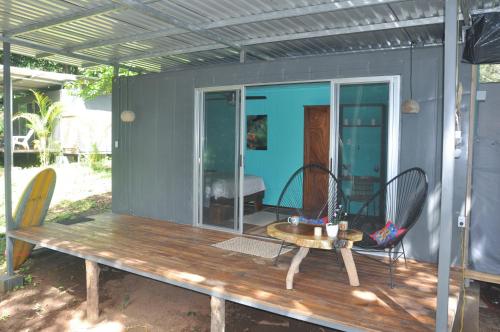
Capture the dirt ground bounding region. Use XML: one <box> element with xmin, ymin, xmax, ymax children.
<box><xmin>0</xmin><ymin>249</ymin><xmax>336</xmax><ymax>332</ymax></box>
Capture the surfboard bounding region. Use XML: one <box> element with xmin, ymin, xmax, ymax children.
<box><xmin>11</xmin><ymin>168</ymin><xmax>56</xmax><ymax>269</ymax></box>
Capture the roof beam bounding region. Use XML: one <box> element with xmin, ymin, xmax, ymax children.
<box><xmin>4</xmin><ymin>3</ymin><xmax>123</xmax><ymax>36</ymax></box>
<box><xmin>203</xmin><ymin>0</ymin><xmax>408</xmax><ymax>29</ymax></box>
<box><xmin>66</xmin><ymin>27</ymin><xmax>185</xmax><ymax>53</ymax></box>
<box><xmin>0</xmin><ymin>34</ymin><xmax>110</xmax><ymax>64</ymax></box>
<box><xmin>117</xmin><ymin>44</ymin><xmax>226</xmax><ymax>62</ymax></box>
<box><xmin>239</xmin><ymin>16</ymin><xmax>444</xmax><ymax>45</ymax></box>
<box><xmin>115</xmin><ymin>16</ymin><xmax>445</xmax><ymax>63</ymax></box>
<box><xmin>0</xmin><ymin>34</ymin><xmax>146</xmax><ymax>73</ymax></box>
<box><xmin>57</xmin><ymin>0</ymin><xmax>407</xmax><ymax>54</ymax></box>
<box><xmin>111</xmin><ymin>0</ymin><xmax>272</xmax><ymax>60</ymax></box>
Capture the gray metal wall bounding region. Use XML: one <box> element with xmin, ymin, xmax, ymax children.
<box><xmin>112</xmin><ymin>46</ymin><xmax>471</xmax><ymax>263</ymax></box>
<box><xmin>470</xmin><ymin>82</ymin><xmax>500</xmax><ymax>274</ymax></box>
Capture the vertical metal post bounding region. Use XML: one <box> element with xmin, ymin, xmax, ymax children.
<box><xmin>3</xmin><ymin>42</ymin><xmax>14</xmax><ymax>276</ymax></box>
<box><xmin>239</xmin><ymin>49</ymin><xmax>246</xmax><ymax>64</ymax></box>
<box><xmin>113</xmin><ymin>64</ymin><xmax>119</xmax><ymax>78</ymax></box>
<box><xmin>463</xmin><ymin>65</ymin><xmax>478</xmax><ymax>272</ymax></box>
<box><xmin>436</xmin><ymin>0</ymin><xmax>458</xmax><ymax>331</ymax></box>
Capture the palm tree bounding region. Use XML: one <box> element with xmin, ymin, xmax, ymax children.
<box><xmin>14</xmin><ymin>90</ymin><xmax>63</xmax><ymax>166</ymax></box>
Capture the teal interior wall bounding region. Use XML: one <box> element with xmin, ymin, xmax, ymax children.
<box><xmin>204</xmin><ymin>92</ymin><xmax>236</xmax><ymax>172</ymax></box>
<box><xmin>245</xmin><ymin>83</ymin><xmax>330</xmax><ymax>205</ymax></box>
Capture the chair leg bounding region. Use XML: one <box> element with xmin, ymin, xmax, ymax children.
<box><xmin>388</xmin><ymin>248</ymin><xmax>395</xmax><ymax>289</ymax></box>
<box><xmin>401</xmin><ymin>241</ymin><xmax>408</xmax><ymax>269</ymax></box>
<box><xmin>274</xmin><ymin>241</ymin><xmax>285</xmax><ymax>266</ymax></box>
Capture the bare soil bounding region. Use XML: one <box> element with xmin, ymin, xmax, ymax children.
<box><xmin>0</xmin><ymin>248</ymin><xmax>336</xmax><ymax>332</ymax></box>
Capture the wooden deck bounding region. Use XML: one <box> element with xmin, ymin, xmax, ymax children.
<box><xmin>8</xmin><ymin>213</ymin><xmax>460</xmax><ymax>332</ymax></box>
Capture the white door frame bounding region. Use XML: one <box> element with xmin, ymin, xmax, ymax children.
<box><xmin>193</xmin><ymin>75</ymin><xmax>400</xmax><ymax>233</ymax></box>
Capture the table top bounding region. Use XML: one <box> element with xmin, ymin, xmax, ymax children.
<box><xmin>267</xmin><ymin>222</ymin><xmax>363</xmax><ymax>250</ymax></box>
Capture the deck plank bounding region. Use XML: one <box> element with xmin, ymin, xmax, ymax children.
<box><xmin>8</xmin><ymin>213</ymin><xmax>460</xmax><ymax>332</ymax></box>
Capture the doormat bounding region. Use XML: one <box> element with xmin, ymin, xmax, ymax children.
<box><xmin>57</xmin><ymin>217</ymin><xmax>94</xmax><ymax>225</ymax></box>
<box><xmin>212</xmin><ymin>237</ymin><xmax>292</xmax><ymax>259</ymax></box>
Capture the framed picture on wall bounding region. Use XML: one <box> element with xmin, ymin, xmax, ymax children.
<box><xmin>247</xmin><ymin>115</ymin><xmax>268</xmax><ymax>150</ymax></box>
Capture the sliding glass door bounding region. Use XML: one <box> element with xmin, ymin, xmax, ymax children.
<box><xmin>336</xmin><ymin>83</ymin><xmax>391</xmax><ymax>217</ymax></box>
<box><xmin>199</xmin><ymin>89</ymin><xmax>242</xmax><ymax>231</ymax></box>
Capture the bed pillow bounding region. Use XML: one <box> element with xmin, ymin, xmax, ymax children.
<box><xmin>369</xmin><ymin>221</ymin><xmax>406</xmax><ymax>246</ymax></box>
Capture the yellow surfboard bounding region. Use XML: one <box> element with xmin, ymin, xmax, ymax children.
<box><xmin>12</xmin><ymin>168</ymin><xmax>56</xmax><ymax>269</ymax></box>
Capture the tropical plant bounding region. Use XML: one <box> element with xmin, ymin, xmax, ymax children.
<box><xmin>327</xmin><ymin>204</ymin><xmax>348</xmax><ymax>226</ymax></box>
<box><xmin>480</xmin><ymin>64</ymin><xmax>500</xmax><ymax>83</ymax></box>
<box><xmin>14</xmin><ymin>90</ymin><xmax>63</xmax><ymax>166</ymax></box>
<box><xmin>65</xmin><ymin>65</ymin><xmax>137</xmax><ymax>100</ymax></box>
<box><xmin>0</xmin><ymin>51</ymin><xmax>78</xmax><ymax>74</ymax></box>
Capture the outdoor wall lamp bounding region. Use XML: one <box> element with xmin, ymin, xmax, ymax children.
<box><xmin>120</xmin><ymin>110</ymin><xmax>135</xmax><ymax>123</ymax></box>
<box><xmin>403</xmin><ymin>43</ymin><xmax>421</xmax><ymax>114</ymax></box>
<box><xmin>402</xmin><ymin>99</ymin><xmax>420</xmax><ymax>114</ymax></box>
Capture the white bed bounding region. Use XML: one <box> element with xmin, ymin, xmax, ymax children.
<box><xmin>205</xmin><ymin>173</ymin><xmax>265</xmax><ymax>200</ymax></box>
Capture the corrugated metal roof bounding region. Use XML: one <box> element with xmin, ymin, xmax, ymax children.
<box><xmin>0</xmin><ymin>0</ymin><xmax>499</xmax><ymax>72</ymax></box>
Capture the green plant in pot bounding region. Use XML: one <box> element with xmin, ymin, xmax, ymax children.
<box><xmin>13</xmin><ymin>90</ymin><xmax>63</xmax><ymax>166</ymax></box>
<box><xmin>326</xmin><ymin>205</ymin><xmax>347</xmax><ymax>238</ymax></box>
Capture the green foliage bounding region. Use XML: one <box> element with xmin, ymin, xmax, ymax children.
<box><xmin>65</xmin><ymin>66</ymin><xmax>137</xmax><ymax>100</ymax></box>
<box><xmin>13</xmin><ymin>90</ymin><xmax>63</xmax><ymax>166</ymax></box>
<box><xmin>88</xmin><ymin>143</ymin><xmax>103</xmax><ymax>171</ymax></box>
<box><xmin>45</xmin><ymin>193</ymin><xmax>111</xmax><ymax>224</ymax></box>
<box><xmin>23</xmin><ymin>274</ymin><xmax>33</xmax><ymax>285</ymax></box>
<box><xmin>0</xmin><ymin>51</ymin><xmax>78</xmax><ymax>74</ymax></box>
<box><xmin>86</xmin><ymin>143</ymin><xmax>111</xmax><ymax>173</ymax></box>
<box><xmin>0</xmin><ymin>110</ymin><xmax>4</xmax><ymax>137</ymax></box>
<box><xmin>480</xmin><ymin>64</ymin><xmax>500</xmax><ymax>83</ymax></box>
<box><xmin>0</xmin><ymin>234</ymin><xmax>5</xmax><ymax>270</ymax></box>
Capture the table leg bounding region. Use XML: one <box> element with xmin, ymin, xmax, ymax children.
<box><xmin>286</xmin><ymin>247</ymin><xmax>309</xmax><ymax>290</ymax></box>
<box><xmin>340</xmin><ymin>247</ymin><xmax>360</xmax><ymax>286</ymax></box>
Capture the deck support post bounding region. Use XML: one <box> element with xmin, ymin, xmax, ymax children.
<box><xmin>210</xmin><ymin>296</ymin><xmax>225</xmax><ymax>332</ymax></box>
<box><xmin>436</xmin><ymin>0</ymin><xmax>458</xmax><ymax>331</ymax></box>
<box><xmin>85</xmin><ymin>260</ymin><xmax>100</xmax><ymax>323</ymax></box>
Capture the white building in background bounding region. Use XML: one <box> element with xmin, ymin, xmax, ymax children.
<box><xmin>55</xmin><ymin>90</ymin><xmax>112</xmax><ymax>154</ymax></box>
<box><xmin>2</xmin><ymin>65</ymin><xmax>111</xmax><ymax>155</ymax></box>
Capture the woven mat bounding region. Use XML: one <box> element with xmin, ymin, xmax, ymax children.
<box><xmin>212</xmin><ymin>237</ymin><xmax>292</xmax><ymax>259</ymax></box>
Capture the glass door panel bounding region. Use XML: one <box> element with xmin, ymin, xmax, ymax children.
<box><xmin>201</xmin><ymin>90</ymin><xmax>240</xmax><ymax>231</ymax></box>
<box><xmin>337</xmin><ymin>83</ymin><xmax>389</xmax><ymax>217</ymax></box>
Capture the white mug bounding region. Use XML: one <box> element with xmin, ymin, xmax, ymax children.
<box><xmin>287</xmin><ymin>216</ymin><xmax>300</xmax><ymax>225</ymax></box>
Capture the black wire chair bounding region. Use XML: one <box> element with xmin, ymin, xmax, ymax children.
<box><xmin>274</xmin><ymin>164</ymin><xmax>347</xmax><ymax>264</ymax></box>
<box><xmin>349</xmin><ymin>167</ymin><xmax>428</xmax><ymax>288</ymax></box>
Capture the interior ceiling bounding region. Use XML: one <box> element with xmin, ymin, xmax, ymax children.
<box><xmin>0</xmin><ymin>0</ymin><xmax>499</xmax><ymax>73</ymax></box>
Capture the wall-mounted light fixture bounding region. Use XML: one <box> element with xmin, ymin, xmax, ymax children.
<box><xmin>120</xmin><ymin>110</ymin><xmax>135</xmax><ymax>123</ymax></box>
<box><xmin>402</xmin><ymin>99</ymin><xmax>420</xmax><ymax>114</ymax></box>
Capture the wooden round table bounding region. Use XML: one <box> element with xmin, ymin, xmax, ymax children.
<box><xmin>267</xmin><ymin>222</ymin><xmax>363</xmax><ymax>289</ymax></box>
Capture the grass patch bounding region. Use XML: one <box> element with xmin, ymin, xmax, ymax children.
<box><xmin>45</xmin><ymin>193</ymin><xmax>111</xmax><ymax>223</ymax></box>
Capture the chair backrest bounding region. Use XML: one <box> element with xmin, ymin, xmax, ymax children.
<box><xmin>276</xmin><ymin>164</ymin><xmax>346</xmax><ymax>222</ymax></box>
<box><xmin>350</xmin><ymin>176</ymin><xmax>375</xmax><ymax>202</ymax></box>
<box><xmin>24</xmin><ymin>129</ymin><xmax>35</xmax><ymax>141</ymax></box>
<box><xmin>15</xmin><ymin>129</ymin><xmax>35</xmax><ymax>141</ymax></box>
<box><xmin>351</xmin><ymin>167</ymin><xmax>428</xmax><ymax>247</ymax></box>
